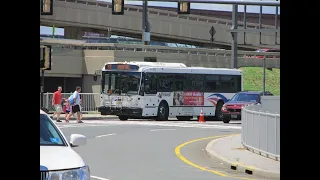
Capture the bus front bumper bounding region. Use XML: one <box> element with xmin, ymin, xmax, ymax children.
<box><xmin>98</xmin><ymin>106</ymin><xmax>143</xmax><ymax>116</ymax></box>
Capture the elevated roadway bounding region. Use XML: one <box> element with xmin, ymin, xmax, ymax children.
<box><xmin>40</xmin><ymin>0</ymin><xmax>280</xmax><ymax>50</ymax></box>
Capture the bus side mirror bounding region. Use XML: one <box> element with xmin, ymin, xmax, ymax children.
<box><xmin>93</xmin><ymin>75</ymin><xmax>97</xmax><ymax>82</ymax></box>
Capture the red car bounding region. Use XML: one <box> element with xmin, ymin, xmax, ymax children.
<box><xmin>221</xmin><ymin>91</ymin><xmax>273</xmax><ymax>123</ymax></box>
<box><xmin>246</xmin><ymin>48</ymin><xmax>280</xmax><ymax>59</ymax></box>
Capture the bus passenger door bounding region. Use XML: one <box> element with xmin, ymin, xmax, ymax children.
<box><xmin>142</xmin><ymin>73</ymin><xmax>158</xmax><ymax>116</ymax></box>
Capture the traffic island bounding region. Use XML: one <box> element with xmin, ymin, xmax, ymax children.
<box><xmin>205</xmin><ymin>134</ymin><xmax>280</xmax><ymax>179</ymax></box>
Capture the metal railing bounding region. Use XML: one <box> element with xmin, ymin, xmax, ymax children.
<box><xmin>40</xmin><ymin>93</ymin><xmax>100</xmax><ymax>113</ymax></box>
<box><xmin>55</xmin><ymin>0</ymin><xmax>279</xmax><ymax>29</ymax></box>
<box><xmin>41</xmin><ymin>38</ymin><xmax>281</xmax><ymax>60</ymax></box>
<box><xmin>241</xmin><ymin>104</ymin><xmax>280</xmax><ymax>161</ymax></box>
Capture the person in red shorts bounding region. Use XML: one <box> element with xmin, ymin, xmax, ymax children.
<box><xmin>52</xmin><ymin>86</ymin><xmax>63</xmax><ymax>122</ymax></box>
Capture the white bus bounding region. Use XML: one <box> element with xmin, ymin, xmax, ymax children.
<box><xmin>98</xmin><ymin>61</ymin><xmax>242</xmax><ymax>121</ymax></box>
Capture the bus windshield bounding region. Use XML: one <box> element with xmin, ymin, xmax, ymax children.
<box><xmin>102</xmin><ymin>71</ymin><xmax>141</xmax><ymax>95</ymax></box>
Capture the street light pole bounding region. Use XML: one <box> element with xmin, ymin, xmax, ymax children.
<box><xmin>231</xmin><ymin>4</ymin><xmax>238</xmax><ymax>69</ymax></box>
<box><xmin>263</xmin><ymin>55</ymin><xmax>266</xmax><ymax>96</ymax></box>
<box><xmin>142</xmin><ymin>0</ymin><xmax>150</xmax><ymax>45</ymax></box>
<box><xmin>40</xmin><ymin>70</ymin><xmax>45</xmax><ymax>108</ymax></box>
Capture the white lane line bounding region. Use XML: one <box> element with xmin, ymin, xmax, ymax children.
<box><xmin>58</xmin><ymin>121</ymin><xmax>241</xmax><ymax>130</ymax></box>
<box><xmin>94</xmin><ymin>133</ymin><xmax>116</xmax><ymax>138</ymax></box>
<box><xmin>90</xmin><ymin>175</ymin><xmax>110</xmax><ymax>180</ymax></box>
<box><xmin>150</xmin><ymin>128</ymin><xmax>176</xmax><ymax>132</ymax></box>
<box><xmin>57</xmin><ymin>124</ymin><xmax>109</xmax><ymax>129</ymax></box>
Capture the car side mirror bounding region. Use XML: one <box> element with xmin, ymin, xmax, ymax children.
<box><xmin>70</xmin><ymin>134</ymin><xmax>87</xmax><ymax>147</ymax></box>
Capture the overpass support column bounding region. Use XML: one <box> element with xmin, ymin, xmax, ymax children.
<box><xmin>231</xmin><ymin>5</ymin><xmax>238</xmax><ymax>69</ymax></box>
<box><xmin>64</xmin><ymin>27</ymin><xmax>84</xmax><ymax>40</ymax></box>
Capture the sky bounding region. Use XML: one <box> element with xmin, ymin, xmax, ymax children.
<box><xmin>40</xmin><ymin>0</ymin><xmax>280</xmax><ymax>35</ymax></box>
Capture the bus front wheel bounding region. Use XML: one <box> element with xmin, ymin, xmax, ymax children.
<box><xmin>156</xmin><ymin>102</ymin><xmax>169</xmax><ymax>121</ymax></box>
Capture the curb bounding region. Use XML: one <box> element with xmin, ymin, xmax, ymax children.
<box><xmin>50</xmin><ymin>116</ymin><xmax>117</xmax><ymax>121</ymax></box>
<box><xmin>205</xmin><ymin>135</ymin><xmax>280</xmax><ymax>179</ymax></box>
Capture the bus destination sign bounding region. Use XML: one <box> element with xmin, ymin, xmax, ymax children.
<box><xmin>105</xmin><ymin>64</ymin><xmax>139</xmax><ymax>71</ymax></box>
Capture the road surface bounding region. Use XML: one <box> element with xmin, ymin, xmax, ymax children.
<box><xmin>59</xmin><ymin>119</ymin><xmax>264</xmax><ymax>180</ymax></box>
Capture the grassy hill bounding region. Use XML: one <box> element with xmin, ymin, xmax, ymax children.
<box><xmin>239</xmin><ymin>67</ymin><xmax>280</xmax><ymax>95</ymax></box>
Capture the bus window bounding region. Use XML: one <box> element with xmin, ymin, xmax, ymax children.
<box><xmin>205</xmin><ymin>75</ymin><xmax>219</xmax><ymax>92</ymax></box>
<box><xmin>205</xmin><ymin>81</ymin><xmax>217</xmax><ymax>91</ymax></box>
<box><xmin>189</xmin><ymin>74</ymin><xmax>205</xmax><ymax>91</ymax></box>
<box><xmin>144</xmin><ymin>73</ymin><xmax>157</xmax><ymax>94</ymax></box>
<box><xmin>174</xmin><ymin>74</ymin><xmax>185</xmax><ymax>91</ymax></box>
<box><xmin>236</xmin><ymin>75</ymin><xmax>242</xmax><ymax>91</ymax></box>
<box><xmin>111</xmin><ymin>74</ymin><xmax>116</xmax><ymax>91</ymax></box>
<box><xmin>218</xmin><ymin>75</ymin><xmax>240</xmax><ymax>93</ymax></box>
<box><xmin>158</xmin><ymin>74</ymin><xmax>173</xmax><ymax>92</ymax></box>
<box><xmin>104</xmin><ymin>74</ymin><xmax>110</xmax><ymax>93</ymax></box>
<box><xmin>175</xmin><ymin>81</ymin><xmax>184</xmax><ymax>91</ymax></box>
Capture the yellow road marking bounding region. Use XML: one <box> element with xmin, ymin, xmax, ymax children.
<box><xmin>174</xmin><ymin>134</ymin><xmax>256</xmax><ymax>180</ymax></box>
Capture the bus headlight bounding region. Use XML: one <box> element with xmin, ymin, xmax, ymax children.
<box><xmin>49</xmin><ymin>166</ymin><xmax>90</xmax><ymax>180</ymax></box>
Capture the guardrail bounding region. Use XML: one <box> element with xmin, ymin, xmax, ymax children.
<box><xmin>241</xmin><ymin>104</ymin><xmax>280</xmax><ymax>161</ymax></box>
<box><xmin>41</xmin><ymin>38</ymin><xmax>281</xmax><ymax>59</ymax></box>
<box><xmin>40</xmin><ymin>93</ymin><xmax>100</xmax><ymax>113</ymax></box>
<box><xmin>55</xmin><ymin>0</ymin><xmax>279</xmax><ymax>29</ymax></box>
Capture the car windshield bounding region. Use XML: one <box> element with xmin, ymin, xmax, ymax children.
<box><xmin>230</xmin><ymin>93</ymin><xmax>259</xmax><ymax>102</ymax></box>
<box><xmin>40</xmin><ymin>114</ymin><xmax>66</xmax><ymax>146</ymax></box>
<box><xmin>255</xmin><ymin>49</ymin><xmax>266</xmax><ymax>52</ymax></box>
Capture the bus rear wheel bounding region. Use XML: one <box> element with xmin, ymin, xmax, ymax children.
<box><xmin>118</xmin><ymin>116</ymin><xmax>128</xmax><ymax>121</ymax></box>
<box><xmin>156</xmin><ymin>102</ymin><xmax>169</xmax><ymax>121</ymax></box>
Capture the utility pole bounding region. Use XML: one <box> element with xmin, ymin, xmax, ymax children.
<box><xmin>231</xmin><ymin>5</ymin><xmax>238</xmax><ymax>69</ymax></box>
<box><xmin>40</xmin><ymin>0</ymin><xmax>53</xmax><ymax>111</ymax></box>
<box><xmin>142</xmin><ymin>0</ymin><xmax>150</xmax><ymax>45</ymax></box>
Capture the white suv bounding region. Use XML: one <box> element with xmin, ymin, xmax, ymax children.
<box><xmin>40</xmin><ymin>110</ymin><xmax>90</xmax><ymax>180</ymax></box>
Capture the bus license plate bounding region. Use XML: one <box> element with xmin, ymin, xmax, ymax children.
<box><xmin>231</xmin><ymin>115</ymin><xmax>237</xmax><ymax>119</ymax></box>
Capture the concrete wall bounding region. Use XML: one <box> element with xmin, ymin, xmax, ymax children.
<box><xmin>43</xmin><ymin>48</ymin><xmax>83</xmax><ymax>77</ymax></box>
<box><xmin>261</xmin><ymin>96</ymin><xmax>280</xmax><ymax>113</ymax></box>
<box><xmin>83</xmin><ymin>50</ymin><xmax>115</xmax><ymax>75</ymax></box>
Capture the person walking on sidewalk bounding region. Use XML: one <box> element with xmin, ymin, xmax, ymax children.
<box><xmin>66</xmin><ymin>86</ymin><xmax>83</xmax><ymax>123</ymax></box>
<box><xmin>63</xmin><ymin>99</ymin><xmax>71</xmax><ymax>122</ymax></box>
<box><xmin>52</xmin><ymin>86</ymin><xmax>63</xmax><ymax>122</ymax></box>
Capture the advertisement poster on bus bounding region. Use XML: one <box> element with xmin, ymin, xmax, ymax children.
<box><xmin>173</xmin><ymin>91</ymin><xmax>204</xmax><ymax>106</ymax></box>
<box><xmin>173</xmin><ymin>91</ymin><xmax>184</xmax><ymax>105</ymax></box>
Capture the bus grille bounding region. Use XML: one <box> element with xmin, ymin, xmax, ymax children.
<box><xmin>40</xmin><ymin>171</ymin><xmax>49</xmax><ymax>180</ymax></box>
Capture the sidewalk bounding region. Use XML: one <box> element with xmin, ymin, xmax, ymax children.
<box><xmin>205</xmin><ymin>134</ymin><xmax>280</xmax><ymax>179</ymax></box>
<box><xmin>50</xmin><ymin>113</ymin><xmax>117</xmax><ymax>120</ymax></box>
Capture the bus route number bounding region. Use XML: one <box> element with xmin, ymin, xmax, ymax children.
<box><xmin>106</xmin><ymin>64</ymin><xmax>130</xmax><ymax>70</ymax></box>
<box><xmin>117</xmin><ymin>64</ymin><xmax>130</xmax><ymax>70</ymax></box>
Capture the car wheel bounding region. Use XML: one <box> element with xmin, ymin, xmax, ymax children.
<box><xmin>222</xmin><ymin>118</ymin><xmax>230</xmax><ymax>123</ymax></box>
